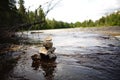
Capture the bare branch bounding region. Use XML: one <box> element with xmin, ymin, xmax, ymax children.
<box><xmin>45</xmin><ymin>0</ymin><xmax>61</xmax><ymax>16</ymax></box>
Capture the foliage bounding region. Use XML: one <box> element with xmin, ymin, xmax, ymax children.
<box><xmin>18</xmin><ymin>0</ymin><xmax>27</xmax><ymax>23</ymax></box>
<box><xmin>44</xmin><ymin>19</ymin><xmax>70</xmax><ymax>29</ymax></box>
<box><xmin>0</xmin><ymin>0</ymin><xmax>20</xmax><ymax>27</ymax></box>
<box><xmin>72</xmin><ymin>11</ymin><xmax>120</xmax><ymax>27</ymax></box>
<box><xmin>0</xmin><ymin>0</ymin><xmax>120</xmax><ymax>30</ymax></box>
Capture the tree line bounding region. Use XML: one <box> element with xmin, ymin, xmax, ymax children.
<box><xmin>73</xmin><ymin>11</ymin><xmax>120</xmax><ymax>28</ymax></box>
<box><xmin>0</xmin><ymin>0</ymin><xmax>120</xmax><ymax>31</ymax></box>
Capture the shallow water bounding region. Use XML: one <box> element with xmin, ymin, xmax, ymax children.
<box><xmin>27</xmin><ymin>29</ymin><xmax>120</xmax><ymax>54</ymax></box>
<box><xmin>1</xmin><ymin>28</ymin><xmax>120</xmax><ymax>80</ymax></box>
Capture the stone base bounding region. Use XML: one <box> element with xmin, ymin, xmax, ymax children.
<box><xmin>39</xmin><ymin>53</ymin><xmax>57</xmax><ymax>61</ymax></box>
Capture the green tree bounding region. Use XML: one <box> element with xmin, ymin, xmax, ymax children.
<box><xmin>0</xmin><ymin>0</ymin><xmax>19</xmax><ymax>27</ymax></box>
<box><xmin>87</xmin><ymin>19</ymin><xmax>95</xmax><ymax>27</ymax></box>
<box><xmin>81</xmin><ymin>20</ymin><xmax>88</xmax><ymax>27</ymax></box>
<box><xmin>18</xmin><ymin>0</ymin><xmax>27</xmax><ymax>23</ymax></box>
<box><xmin>18</xmin><ymin>0</ymin><xmax>25</xmax><ymax>15</ymax></box>
<box><xmin>38</xmin><ymin>5</ymin><xmax>45</xmax><ymax>21</ymax></box>
<box><xmin>38</xmin><ymin>5</ymin><xmax>46</xmax><ymax>29</ymax></box>
<box><xmin>95</xmin><ymin>11</ymin><xmax>120</xmax><ymax>26</ymax></box>
<box><xmin>74</xmin><ymin>21</ymin><xmax>82</xmax><ymax>27</ymax></box>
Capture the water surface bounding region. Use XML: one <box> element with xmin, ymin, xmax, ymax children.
<box><xmin>2</xmin><ymin>28</ymin><xmax>120</xmax><ymax>80</ymax></box>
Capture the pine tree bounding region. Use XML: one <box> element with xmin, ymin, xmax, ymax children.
<box><xmin>0</xmin><ymin>0</ymin><xmax>19</xmax><ymax>27</ymax></box>
<box><xmin>18</xmin><ymin>0</ymin><xmax>27</xmax><ymax>23</ymax></box>
<box><xmin>18</xmin><ymin>0</ymin><xmax>25</xmax><ymax>15</ymax></box>
<box><xmin>38</xmin><ymin>5</ymin><xmax>45</xmax><ymax>21</ymax></box>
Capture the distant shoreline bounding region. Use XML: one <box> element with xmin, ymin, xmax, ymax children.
<box><xmin>30</xmin><ymin>26</ymin><xmax>120</xmax><ymax>37</ymax></box>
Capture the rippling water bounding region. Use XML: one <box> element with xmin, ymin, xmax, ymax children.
<box><xmin>2</xmin><ymin>28</ymin><xmax>120</xmax><ymax>80</ymax></box>
<box><xmin>26</xmin><ymin>29</ymin><xmax>120</xmax><ymax>54</ymax></box>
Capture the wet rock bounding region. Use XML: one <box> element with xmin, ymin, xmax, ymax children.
<box><xmin>39</xmin><ymin>53</ymin><xmax>57</xmax><ymax>61</ymax></box>
<box><xmin>32</xmin><ymin>59</ymin><xmax>41</xmax><ymax>70</ymax></box>
<box><xmin>39</xmin><ymin>36</ymin><xmax>56</xmax><ymax>60</ymax></box>
<box><xmin>95</xmin><ymin>53</ymin><xmax>111</xmax><ymax>55</ymax></box>
<box><xmin>108</xmin><ymin>44</ymin><xmax>115</xmax><ymax>47</ymax></box>
<box><xmin>22</xmin><ymin>51</ymin><xmax>26</xmax><ymax>54</ymax></box>
<box><xmin>49</xmin><ymin>54</ymin><xmax>57</xmax><ymax>59</ymax></box>
<box><xmin>100</xmin><ymin>36</ymin><xmax>110</xmax><ymax>39</ymax></box>
<box><xmin>31</xmin><ymin>54</ymin><xmax>40</xmax><ymax>61</ymax></box>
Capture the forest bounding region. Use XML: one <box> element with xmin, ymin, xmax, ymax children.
<box><xmin>0</xmin><ymin>0</ymin><xmax>120</xmax><ymax>30</ymax></box>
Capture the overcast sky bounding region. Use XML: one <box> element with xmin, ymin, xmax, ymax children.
<box><xmin>23</xmin><ymin>0</ymin><xmax>120</xmax><ymax>23</ymax></box>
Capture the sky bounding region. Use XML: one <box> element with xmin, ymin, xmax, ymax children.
<box><xmin>23</xmin><ymin>0</ymin><xmax>120</xmax><ymax>23</ymax></box>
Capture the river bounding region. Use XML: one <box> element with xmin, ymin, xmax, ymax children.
<box><xmin>1</xmin><ymin>28</ymin><xmax>120</xmax><ymax>80</ymax></box>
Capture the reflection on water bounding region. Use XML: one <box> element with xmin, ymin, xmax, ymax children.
<box><xmin>31</xmin><ymin>59</ymin><xmax>57</xmax><ymax>80</ymax></box>
<box><xmin>1</xmin><ymin>29</ymin><xmax>120</xmax><ymax>80</ymax></box>
<box><xmin>32</xmin><ymin>60</ymin><xmax>40</xmax><ymax>70</ymax></box>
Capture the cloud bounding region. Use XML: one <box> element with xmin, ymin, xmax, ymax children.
<box><xmin>24</xmin><ymin>0</ymin><xmax>120</xmax><ymax>22</ymax></box>
<box><xmin>116</xmin><ymin>0</ymin><xmax>120</xmax><ymax>5</ymax></box>
<box><xmin>102</xmin><ymin>0</ymin><xmax>120</xmax><ymax>15</ymax></box>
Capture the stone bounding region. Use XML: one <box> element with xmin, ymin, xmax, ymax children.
<box><xmin>31</xmin><ymin>54</ymin><xmax>40</xmax><ymax>61</ymax></box>
<box><xmin>39</xmin><ymin>36</ymin><xmax>56</xmax><ymax>60</ymax></box>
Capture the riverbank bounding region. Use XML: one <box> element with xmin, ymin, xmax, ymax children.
<box><xmin>81</xmin><ymin>26</ymin><xmax>120</xmax><ymax>37</ymax></box>
<box><xmin>31</xmin><ymin>26</ymin><xmax>120</xmax><ymax>37</ymax></box>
